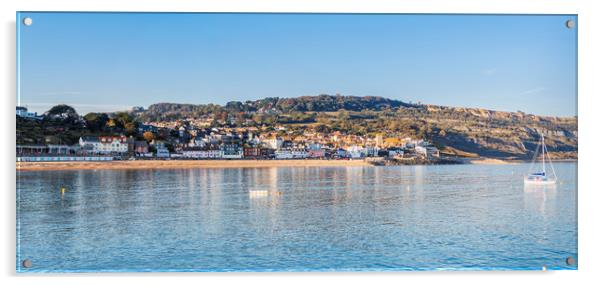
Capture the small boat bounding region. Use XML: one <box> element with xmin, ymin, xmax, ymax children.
<box><xmin>249</xmin><ymin>189</ymin><xmax>269</xmax><ymax>198</ymax></box>
<box><xmin>524</xmin><ymin>133</ymin><xmax>557</xmax><ymax>185</ymax></box>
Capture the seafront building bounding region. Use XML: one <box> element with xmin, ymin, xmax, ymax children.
<box><xmin>415</xmin><ymin>143</ymin><xmax>440</xmax><ymax>158</ymax></box>
<box><xmin>266</xmin><ymin>137</ymin><xmax>284</xmax><ymax>150</ymax></box>
<box><xmin>17</xmin><ymin>123</ymin><xmax>441</xmax><ymax>162</ymax></box>
<box><xmin>79</xmin><ymin>136</ymin><xmax>129</xmax><ymax>155</ymax></box>
<box><xmin>274</xmin><ymin>148</ymin><xmax>309</xmax><ymax>159</ymax></box>
<box><xmin>17</xmin><ymin>144</ymin><xmax>78</xmax><ymax>156</ymax></box>
<box><xmin>221</xmin><ymin>143</ymin><xmax>243</xmax><ymax>159</ymax></box>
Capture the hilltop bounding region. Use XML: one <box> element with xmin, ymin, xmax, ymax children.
<box><xmin>138</xmin><ymin>94</ymin><xmax>416</xmax><ymax>121</ymax></box>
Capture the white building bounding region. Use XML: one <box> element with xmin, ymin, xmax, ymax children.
<box><xmin>265</xmin><ymin>137</ymin><xmax>284</xmax><ymax>150</ymax></box>
<box><xmin>346</xmin><ymin>145</ymin><xmax>365</xmax><ymax>159</ymax></box>
<box><xmin>188</xmin><ymin>136</ymin><xmax>207</xmax><ymax>148</ymax></box>
<box><xmin>204</xmin><ymin>150</ymin><xmax>223</xmax><ymax>159</ymax></box>
<box><xmin>16</xmin><ymin>106</ymin><xmax>41</xmax><ymax>120</ymax></box>
<box><xmin>222</xmin><ymin>153</ymin><xmax>242</xmax><ymax>159</ymax></box>
<box><xmin>275</xmin><ymin>148</ymin><xmax>308</xmax><ymax>159</ymax></box>
<box><xmin>364</xmin><ymin>146</ymin><xmax>380</xmax><ymax>157</ymax></box>
<box><xmin>182</xmin><ymin>149</ymin><xmax>222</xmax><ymax>159</ymax></box>
<box><xmin>79</xmin><ymin>136</ymin><xmax>129</xmax><ymax>154</ymax></box>
<box><xmin>181</xmin><ymin>149</ymin><xmax>204</xmax><ymax>159</ymax></box>
<box><xmin>415</xmin><ymin>145</ymin><xmax>439</xmax><ymax>158</ymax></box>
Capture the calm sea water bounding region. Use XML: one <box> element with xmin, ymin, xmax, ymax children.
<box><xmin>16</xmin><ymin>163</ymin><xmax>577</xmax><ymax>272</ymax></box>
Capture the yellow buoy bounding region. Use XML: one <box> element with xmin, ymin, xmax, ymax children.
<box><xmin>60</xmin><ymin>187</ymin><xmax>66</xmax><ymax>194</ymax></box>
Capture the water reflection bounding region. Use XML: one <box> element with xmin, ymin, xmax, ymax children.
<box><xmin>17</xmin><ymin>163</ymin><xmax>577</xmax><ymax>272</ymax></box>
<box><xmin>523</xmin><ymin>183</ymin><xmax>557</xmax><ymax>216</ymax></box>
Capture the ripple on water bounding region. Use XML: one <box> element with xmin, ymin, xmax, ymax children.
<box><xmin>17</xmin><ymin>163</ymin><xmax>577</xmax><ymax>272</ymax></box>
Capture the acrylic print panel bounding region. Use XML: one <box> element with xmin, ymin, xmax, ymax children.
<box><xmin>16</xmin><ymin>12</ymin><xmax>578</xmax><ymax>272</ymax></box>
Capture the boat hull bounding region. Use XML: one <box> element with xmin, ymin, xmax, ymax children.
<box><xmin>524</xmin><ymin>177</ymin><xmax>556</xmax><ymax>185</ymax></box>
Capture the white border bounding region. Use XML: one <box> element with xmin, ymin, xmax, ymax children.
<box><xmin>2</xmin><ymin>1</ymin><xmax>601</xmax><ymax>285</ymax></box>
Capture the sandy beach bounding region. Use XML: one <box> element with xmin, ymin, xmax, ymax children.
<box><xmin>465</xmin><ymin>158</ymin><xmax>513</xmax><ymax>165</ymax></box>
<box><xmin>16</xmin><ymin>158</ymin><xmax>577</xmax><ymax>171</ymax></box>
<box><xmin>16</xmin><ymin>159</ymin><xmax>372</xmax><ymax>172</ymax></box>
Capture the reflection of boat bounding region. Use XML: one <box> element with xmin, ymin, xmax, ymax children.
<box><xmin>524</xmin><ymin>182</ymin><xmax>556</xmax><ymax>216</ymax></box>
<box><xmin>524</xmin><ymin>182</ymin><xmax>557</xmax><ymax>192</ymax></box>
<box><xmin>524</xmin><ymin>134</ymin><xmax>557</xmax><ymax>185</ymax></box>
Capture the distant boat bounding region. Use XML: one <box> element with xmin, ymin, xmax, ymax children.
<box><xmin>524</xmin><ymin>133</ymin><xmax>557</xmax><ymax>185</ymax></box>
<box><xmin>249</xmin><ymin>189</ymin><xmax>269</xmax><ymax>198</ymax></box>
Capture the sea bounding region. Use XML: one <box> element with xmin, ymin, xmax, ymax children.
<box><xmin>16</xmin><ymin>162</ymin><xmax>577</xmax><ymax>272</ymax></box>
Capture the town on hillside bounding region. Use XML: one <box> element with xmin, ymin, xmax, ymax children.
<box><xmin>16</xmin><ymin>105</ymin><xmax>441</xmax><ymax>163</ymax></box>
<box><xmin>16</xmin><ymin>95</ymin><xmax>578</xmax><ymax>163</ymax></box>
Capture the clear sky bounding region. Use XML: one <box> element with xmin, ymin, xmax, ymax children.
<box><xmin>17</xmin><ymin>13</ymin><xmax>577</xmax><ymax>116</ymax></box>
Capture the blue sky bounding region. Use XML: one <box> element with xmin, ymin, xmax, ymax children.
<box><xmin>17</xmin><ymin>13</ymin><xmax>577</xmax><ymax>116</ymax></box>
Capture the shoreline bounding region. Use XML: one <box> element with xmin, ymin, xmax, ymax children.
<box><xmin>15</xmin><ymin>157</ymin><xmax>578</xmax><ymax>172</ymax></box>
<box><xmin>16</xmin><ymin>159</ymin><xmax>373</xmax><ymax>172</ymax></box>
<box><xmin>464</xmin><ymin>158</ymin><xmax>514</xmax><ymax>165</ymax></box>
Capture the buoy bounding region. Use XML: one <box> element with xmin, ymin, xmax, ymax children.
<box><xmin>60</xmin><ymin>187</ymin><xmax>66</xmax><ymax>194</ymax></box>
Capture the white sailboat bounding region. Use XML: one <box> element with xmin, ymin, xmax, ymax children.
<box><xmin>524</xmin><ymin>133</ymin><xmax>557</xmax><ymax>185</ymax></box>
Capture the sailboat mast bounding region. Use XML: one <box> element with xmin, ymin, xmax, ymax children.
<box><xmin>542</xmin><ymin>134</ymin><xmax>545</xmax><ymax>173</ymax></box>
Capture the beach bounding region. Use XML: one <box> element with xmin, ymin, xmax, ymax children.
<box><xmin>16</xmin><ymin>159</ymin><xmax>372</xmax><ymax>172</ymax></box>
<box><xmin>16</xmin><ymin>157</ymin><xmax>578</xmax><ymax>171</ymax></box>
<box><xmin>465</xmin><ymin>158</ymin><xmax>513</xmax><ymax>164</ymax></box>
